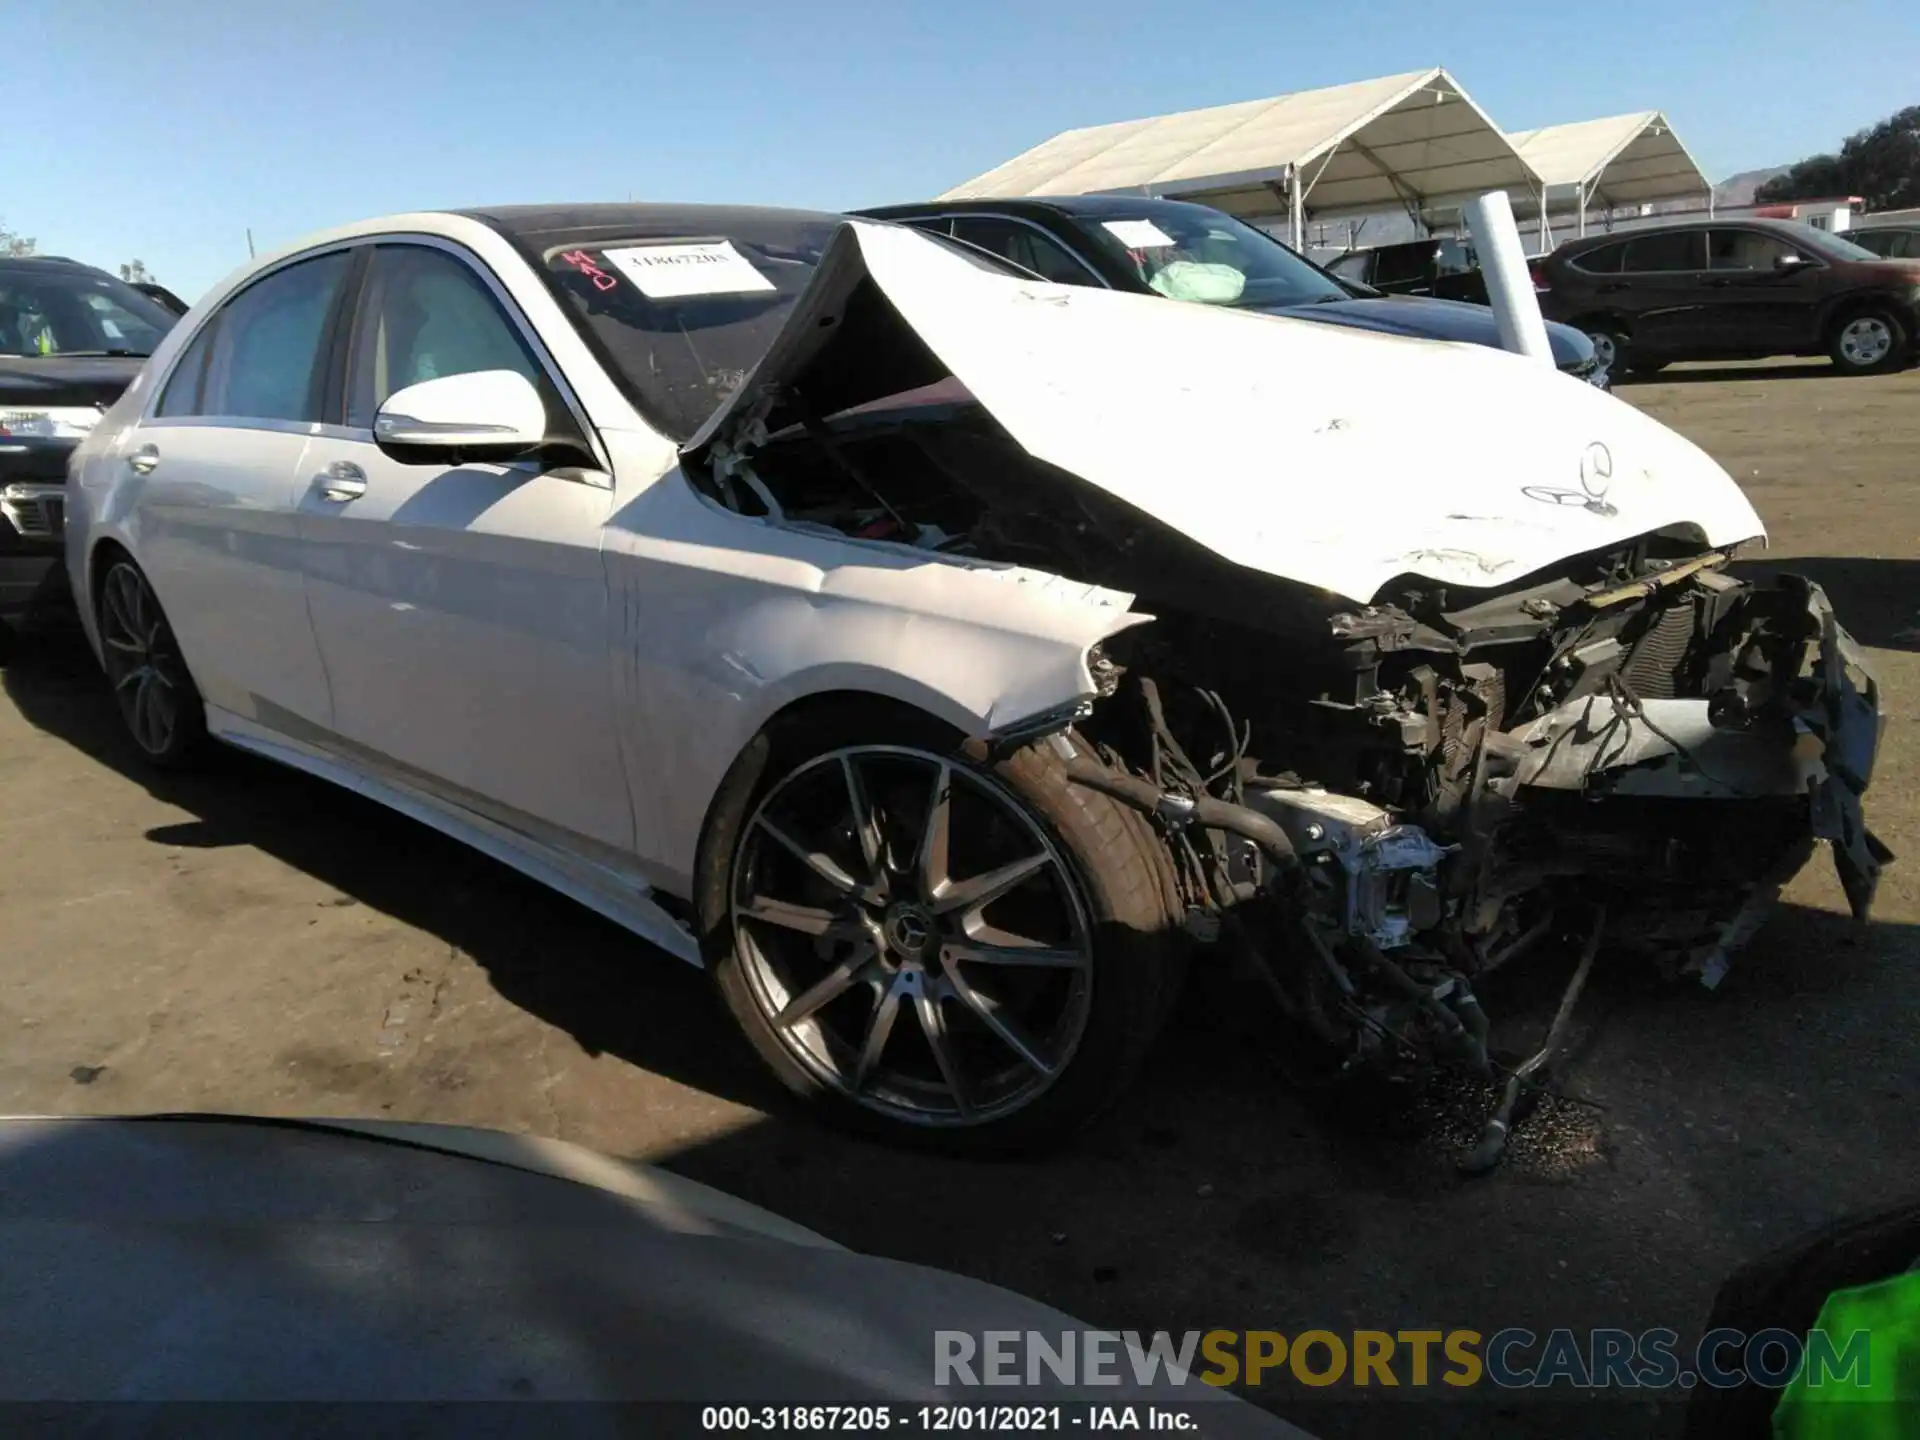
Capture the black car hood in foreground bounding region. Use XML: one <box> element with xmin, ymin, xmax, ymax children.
<box><xmin>0</xmin><ymin>1116</ymin><xmax>1305</xmax><ymax>1436</ymax></box>
<box><xmin>1256</xmin><ymin>295</ymin><xmax>1597</xmax><ymax>375</ymax></box>
<box><xmin>0</xmin><ymin>354</ymin><xmax>145</xmax><ymax>409</ymax></box>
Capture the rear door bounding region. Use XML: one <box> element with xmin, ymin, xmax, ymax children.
<box><xmin>125</xmin><ymin>248</ymin><xmax>352</xmax><ymax>728</ymax></box>
<box><xmin>1612</xmin><ymin>230</ymin><xmax>1710</xmax><ymax>358</ymax></box>
<box><xmin>292</xmin><ymin>239</ymin><xmax>634</xmax><ymax>855</ymax></box>
<box><xmin>1700</xmin><ymin>228</ymin><xmax>1826</xmax><ymax>354</ymax></box>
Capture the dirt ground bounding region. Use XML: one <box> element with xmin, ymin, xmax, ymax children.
<box><xmin>3</xmin><ymin>359</ymin><xmax>1916</xmax><ymax>1438</ymax></box>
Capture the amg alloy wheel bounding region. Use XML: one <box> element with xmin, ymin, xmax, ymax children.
<box><xmin>732</xmin><ymin>746</ymin><xmax>1094</xmax><ymax>1126</ymax></box>
<box><xmin>97</xmin><ymin>559</ymin><xmax>206</xmax><ymax>765</ymax></box>
<box><xmin>700</xmin><ymin>708</ymin><xmax>1185</xmax><ymax>1151</ymax></box>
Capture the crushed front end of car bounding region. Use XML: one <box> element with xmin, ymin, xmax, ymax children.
<box><xmin>683</xmin><ymin>220</ymin><xmax>1891</xmax><ymax>1158</ymax></box>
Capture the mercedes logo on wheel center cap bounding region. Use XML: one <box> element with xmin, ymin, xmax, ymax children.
<box><xmin>884</xmin><ymin>904</ymin><xmax>935</xmax><ymax>959</ymax></box>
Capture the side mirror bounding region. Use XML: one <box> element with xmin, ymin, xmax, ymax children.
<box><xmin>373</xmin><ymin>369</ymin><xmax>548</xmax><ymax>465</ymax></box>
<box><xmin>1773</xmin><ymin>253</ymin><xmax>1808</xmax><ymax>271</ymax></box>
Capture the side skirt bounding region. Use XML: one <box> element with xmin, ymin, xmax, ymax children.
<box><xmin>205</xmin><ymin>706</ymin><xmax>703</xmax><ymax>967</ymax></box>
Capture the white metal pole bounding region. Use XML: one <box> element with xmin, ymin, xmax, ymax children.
<box><xmin>1289</xmin><ymin>165</ymin><xmax>1304</xmax><ymax>252</ymax></box>
<box><xmin>1463</xmin><ymin>190</ymin><xmax>1554</xmax><ymax>365</ymax></box>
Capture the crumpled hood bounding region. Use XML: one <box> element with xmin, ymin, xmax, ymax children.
<box><xmin>691</xmin><ymin>222</ymin><xmax>1765</xmax><ymax>603</ymax></box>
<box><xmin>1257</xmin><ymin>294</ymin><xmax>1595</xmax><ymax>373</ymax></box>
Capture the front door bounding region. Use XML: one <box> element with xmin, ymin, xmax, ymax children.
<box><xmin>294</xmin><ymin>241</ymin><xmax>634</xmax><ymax>856</ymax></box>
<box><xmin>1700</xmin><ymin>228</ymin><xmax>1826</xmax><ymax>354</ymax></box>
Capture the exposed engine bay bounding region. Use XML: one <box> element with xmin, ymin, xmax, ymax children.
<box><xmin>684</xmin><ymin>249</ymin><xmax>1889</xmax><ymax>1164</ymax></box>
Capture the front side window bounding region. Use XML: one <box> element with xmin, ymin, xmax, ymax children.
<box><xmin>1622</xmin><ymin>232</ymin><xmax>1705</xmax><ymax>273</ymax></box>
<box><xmin>1069</xmin><ymin>206</ymin><xmax>1349</xmax><ymax>306</ymax></box>
<box><xmin>346</xmin><ymin>245</ymin><xmax>543</xmax><ymax>428</ymax></box>
<box><xmin>1708</xmin><ymin>230</ymin><xmax>1805</xmax><ymax>270</ymax></box>
<box><xmin>0</xmin><ymin>267</ymin><xmax>175</xmax><ymax>358</ymax></box>
<box><xmin>949</xmin><ymin>218</ymin><xmax>1094</xmax><ymax>285</ymax></box>
<box><xmin>196</xmin><ymin>251</ymin><xmax>352</xmax><ymax>423</ymax></box>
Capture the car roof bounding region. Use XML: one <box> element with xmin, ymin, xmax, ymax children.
<box><xmin>858</xmin><ymin>194</ymin><xmax>1234</xmax><ymax>224</ymax></box>
<box><xmin>451</xmin><ymin>202</ymin><xmax>852</xmax><ymax>249</ymax></box>
<box><xmin>0</xmin><ymin>255</ymin><xmax>114</xmax><ymax>279</ymax></box>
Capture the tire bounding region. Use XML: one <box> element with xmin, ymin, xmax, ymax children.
<box><xmin>94</xmin><ymin>556</ymin><xmax>208</xmax><ymax>767</ymax></box>
<box><xmin>696</xmin><ymin>700</ymin><xmax>1187</xmax><ymax>1154</ymax></box>
<box><xmin>1829</xmin><ymin>308</ymin><xmax>1907</xmax><ymax>375</ymax></box>
<box><xmin>1580</xmin><ymin>324</ymin><xmax>1629</xmax><ymax>382</ymax></box>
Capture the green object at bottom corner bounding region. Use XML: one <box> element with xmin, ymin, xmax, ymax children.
<box><xmin>1773</xmin><ymin>1266</ymin><xmax>1920</xmax><ymax>1439</ymax></box>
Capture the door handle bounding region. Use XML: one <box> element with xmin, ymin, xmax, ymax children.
<box><xmin>314</xmin><ymin>460</ymin><xmax>367</xmax><ymax>503</ymax></box>
<box><xmin>1597</xmin><ymin>282</ymin><xmax>1628</xmax><ymax>294</ymax></box>
<box><xmin>127</xmin><ymin>445</ymin><xmax>160</xmax><ymax>476</ymax></box>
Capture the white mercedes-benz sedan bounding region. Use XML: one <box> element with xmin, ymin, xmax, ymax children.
<box><xmin>67</xmin><ymin>204</ymin><xmax>1885</xmax><ymax>1154</ymax></box>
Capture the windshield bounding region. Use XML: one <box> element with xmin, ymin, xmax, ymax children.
<box><xmin>1069</xmin><ymin>208</ymin><xmax>1349</xmax><ymax>308</ymax></box>
<box><xmin>0</xmin><ymin>267</ymin><xmax>177</xmax><ymax>357</ymax></box>
<box><xmin>534</xmin><ymin>219</ymin><xmax>849</xmax><ymax>442</ymax></box>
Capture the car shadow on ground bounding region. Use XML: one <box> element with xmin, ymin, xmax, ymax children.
<box><xmin>1731</xmin><ymin>555</ymin><xmax>1920</xmax><ymax>652</ymax></box>
<box><xmin>1634</xmin><ymin>363</ymin><xmax>1842</xmax><ymax>385</ymax></box>
<box><xmin>0</xmin><ymin>627</ymin><xmax>785</xmax><ymax>1116</ymax></box>
<box><xmin>8</xmin><ymin>628</ymin><xmax>1919</xmax><ymax>1440</ymax></box>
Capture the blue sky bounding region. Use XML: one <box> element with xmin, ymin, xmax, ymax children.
<box><xmin>10</xmin><ymin>0</ymin><xmax>1917</xmax><ymax>300</ymax></box>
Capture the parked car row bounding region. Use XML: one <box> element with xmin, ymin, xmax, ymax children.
<box><xmin>1537</xmin><ymin>218</ymin><xmax>1920</xmax><ymax>378</ymax></box>
<box><xmin>1328</xmin><ymin>217</ymin><xmax>1920</xmax><ymax>379</ymax></box>
<box><xmin>49</xmin><ymin>198</ymin><xmax>1884</xmax><ymax>1157</ymax></box>
<box><xmin>1</xmin><ymin>255</ymin><xmax>180</xmax><ymax>639</ymax></box>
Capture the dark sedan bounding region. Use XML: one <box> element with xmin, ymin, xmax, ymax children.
<box><xmin>857</xmin><ymin>195</ymin><xmax>1605</xmax><ymax>384</ymax></box>
<box><xmin>1</xmin><ymin>256</ymin><xmax>175</xmax><ymax>636</ymax></box>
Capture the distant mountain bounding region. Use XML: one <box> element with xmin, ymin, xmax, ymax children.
<box><xmin>1714</xmin><ymin>166</ymin><xmax>1791</xmax><ymax>208</ymax></box>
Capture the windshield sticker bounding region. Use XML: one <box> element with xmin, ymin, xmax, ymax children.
<box><xmin>560</xmin><ymin>250</ymin><xmax>619</xmax><ymax>292</ymax></box>
<box><xmin>601</xmin><ymin>241</ymin><xmax>777</xmax><ymax>300</ymax></box>
<box><xmin>1102</xmin><ymin>219</ymin><xmax>1177</xmax><ymax>249</ymax></box>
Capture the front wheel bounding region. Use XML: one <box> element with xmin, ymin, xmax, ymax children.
<box><xmin>1582</xmin><ymin>325</ymin><xmax>1629</xmax><ymax>381</ymax></box>
<box><xmin>697</xmin><ymin>707</ymin><xmax>1185</xmax><ymax>1153</ymax></box>
<box><xmin>1830</xmin><ymin>310</ymin><xmax>1907</xmax><ymax>375</ymax></box>
<box><xmin>96</xmin><ymin>557</ymin><xmax>207</xmax><ymax>767</ymax></box>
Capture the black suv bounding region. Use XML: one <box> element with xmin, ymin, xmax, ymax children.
<box><xmin>1</xmin><ymin>256</ymin><xmax>177</xmax><ymax>639</ymax></box>
<box><xmin>1324</xmin><ymin>237</ymin><xmax>1491</xmax><ymax>303</ymax></box>
<box><xmin>1536</xmin><ymin>218</ymin><xmax>1920</xmax><ymax>377</ymax></box>
<box><xmin>857</xmin><ymin>195</ymin><xmax>1604</xmax><ymax>384</ymax></box>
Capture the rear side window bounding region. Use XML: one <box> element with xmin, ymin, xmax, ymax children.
<box><xmin>345</xmin><ymin>245</ymin><xmax>544</xmax><ymax>429</ymax></box>
<box><xmin>189</xmin><ymin>251</ymin><xmax>352</xmax><ymax>423</ymax></box>
<box><xmin>1327</xmin><ymin>253</ymin><xmax>1370</xmax><ymax>284</ymax></box>
<box><xmin>1570</xmin><ymin>242</ymin><xmax>1625</xmax><ymax>275</ymax></box>
<box><xmin>1622</xmin><ymin>232</ymin><xmax>1704</xmax><ymax>273</ymax></box>
<box><xmin>155</xmin><ymin>325</ymin><xmax>217</xmax><ymax>417</ymax></box>
<box><xmin>949</xmin><ymin>217</ymin><xmax>1094</xmax><ymax>285</ymax></box>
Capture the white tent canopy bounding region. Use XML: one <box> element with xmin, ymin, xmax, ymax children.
<box><xmin>938</xmin><ymin>68</ymin><xmax>1542</xmax><ymax>248</ymax></box>
<box><xmin>1508</xmin><ymin>112</ymin><xmax>1711</xmax><ymax>233</ymax></box>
